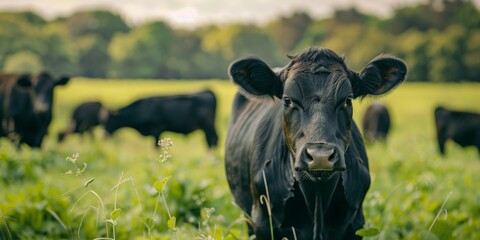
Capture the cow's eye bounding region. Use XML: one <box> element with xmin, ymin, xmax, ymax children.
<box><xmin>345</xmin><ymin>96</ymin><xmax>353</xmax><ymax>107</ymax></box>
<box><xmin>284</xmin><ymin>96</ymin><xmax>293</xmax><ymax>108</ymax></box>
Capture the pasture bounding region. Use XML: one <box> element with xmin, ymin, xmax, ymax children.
<box><xmin>0</xmin><ymin>79</ymin><xmax>479</xmax><ymax>239</ymax></box>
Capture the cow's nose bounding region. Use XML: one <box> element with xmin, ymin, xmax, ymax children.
<box><xmin>304</xmin><ymin>144</ymin><xmax>338</xmax><ymax>171</ymax></box>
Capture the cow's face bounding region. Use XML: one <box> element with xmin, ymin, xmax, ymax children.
<box><xmin>281</xmin><ymin>66</ymin><xmax>354</xmax><ymax>181</ymax></box>
<box><xmin>31</xmin><ymin>72</ymin><xmax>70</xmax><ymax>115</ymax></box>
<box><xmin>229</xmin><ymin>47</ymin><xmax>406</xmax><ymax>181</ymax></box>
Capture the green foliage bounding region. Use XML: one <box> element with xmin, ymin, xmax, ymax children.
<box><xmin>356</xmin><ymin>227</ymin><xmax>380</xmax><ymax>237</ymax></box>
<box><xmin>393</xmin><ymin>29</ymin><xmax>430</xmax><ymax>81</ymax></box>
<box><xmin>40</xmin><ymin>24</ymin><xmax>77</xmax><ymax>76</ymax></box>
<box><xmin>464</xmin><ymin>30</ymin><xmax>480</xmax><ymax>81</ymax></box>
<box><xmin>108</xmin><ymin>21</ymin><xmax>174</xmax><ymax>78</ymax></box>
<box><xmin>427</xmin><ymin>25</ymin><xmax>468</xmax><ymax>82</ymax></box>
<box><xmin>63</xmin><ymin>10</ymin><xmax>130</xmax><ymax>41</ymax></box>
<box><xmin>0</xmin><ymin>1</ymin><xmax>480</xmax><ymax>80</ymax></box>
<box><xmin>265</xmin><ymin>11</ymin><xmax>313</xmax><ymax>54</ymax></box>
<box><xmin>3</xmin><ymin>50</ymin><xmax>43</xmax><ymax>73</ymax></box>
<box><xmin>75</xmin><ymin>34</ymin><xmax>110</xmax><ymax>77</ymax></box>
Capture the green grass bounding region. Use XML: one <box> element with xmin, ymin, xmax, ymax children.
<box><xmin>0</xmin><ymin>79</ymin><xmax>479</xmax><ymax>239</ymax></box>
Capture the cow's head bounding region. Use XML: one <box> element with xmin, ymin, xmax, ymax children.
<box><xmin>31</xmin><ymin>72</ymin><xmax>70</xmax><ymax>115</ymax></box>
<box><xmin>229</xmin><ymin>47</ymin><xmax>406</xmax><ymax>181</ymax></box>
<box><xmin>15</xmin><ymin>74</ymin><xmax>33</xmax><ymax>89</ymax></box>
<box><xmin>104</xmin><ymin>110</ymin><xmax>121</xmax><ymax>136</ymax></box>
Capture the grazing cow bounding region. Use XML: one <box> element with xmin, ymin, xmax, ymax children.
<box><xmin>0</xmin><ymin>72</ymin><xmax>70</xmax><ymax>148</ymax></box>
<box><xmin>225</xmin><ymin>47</ymin><xmax>406</xmax><ymax>239</ymax></box>
<box><xmin>57</xmin><ymin>101</ymin><xmax>109</xmax><ymax>142</ymax></box>
<box><xmin>362</xmin><ymin>102</ymin><xmax>391</xmax><ymax>144</ymax></box>
<box><xmin>434</xmin><ymin>106</ymin><xmax>480</xmax><ymax>155</ymax></box>
<box><xmin>104</xmin><ymin>89</ymin><xmax>218</xmax><ymax>149</ymax></box>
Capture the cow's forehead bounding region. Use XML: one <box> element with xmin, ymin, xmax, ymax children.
<box><xmin>32</xmin><ymin>74</ymin><xmax>54</xmax><ymax>86</ymax></box>
<box><xmin>283</xmin><ymin>69</ymin><xmax>352</xmax><ymax>100</ymax></box>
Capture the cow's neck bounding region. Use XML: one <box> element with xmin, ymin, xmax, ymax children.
<box><xmin>298</xmin><ymin>173</ymin><xmax>340</xmax><ymax>239</ymax></box>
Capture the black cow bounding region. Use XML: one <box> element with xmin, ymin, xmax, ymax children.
<box><xmin>105</xmin><ymin>89</ymin><xmax>218</xmax><ymax>149</ymax></box>
<box><xmin>434</xmin><ymin>106</ymin><xmax>480</xmax><ymax>155</ymax></box>
<box><xmin>362</xmin><ymin>102</ymin><xmax>391</xmax><ymax>144</ymax></box>
<box><xmin>0</xmin><ymin>72</ymin><xmax>70</xmax><ymax>148</ymax></box>
<box><xmin>58</xmin><ymin>101</ymin><xmax>109</xmax><ymax>142</ymax></box>
<box><xmin>225</xmin><ymin>47</ymin><xmax>406</xmax><ymax>239</ymax></box>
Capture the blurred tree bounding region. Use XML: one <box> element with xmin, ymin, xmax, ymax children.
<box><xmin>76</xmin><ymin>34</ymin><xmax>109</xmax><ymax>78</ymax></box>
<box><xmin>108</xmin><ymin>21</ymin><xmax>173</xmax><ymax>78</ymax></box>
<box><xmin>264</xmin><ymin>12</ymin><xmax>312</xmax><ymax>54</ymax></box>
<box><xmin>61</xmin><ymin>10</ymin><xmax>130</xmax><ymax>77</ymax></box>
<box><xmin>317</xmin><ymin>23</ymin><xmax>394</xmax><ymax>71</ymax></box>
<box><xmin>464</xmin><ymin>30</ymin><xmax>480</xmax><ymax>81</ymax></box>
<box><xmin>40</xmin><ymin>23</ymin><xmax>77</xmax><ymax>76</ymax></box>
<box><xmin>231</xmin><ymin>25</ymin><xmax>282</xmax><ymax>65</ymax></box>
<box><xmin>3</xmin><ymin>51</ymin><xmax>43</xmax><ymax>73</ymax></box>
<box><xmin>64</xmin><ymin>10</ymin><xmax>130</xmax><ymax>41</ymax></box>
<box><xmin>202</xmin><ymin>24</ymin><xmax>283</xmax><ymax>73</ymax></box>
<box><xmin>383</xmin><ymin>0</ymin><xmax>479</xmax><ymax>34</ymax></box>
<box><xmin>0</xmin><ymin>1</ymin><xmax>478</xmax><ymax>80</ymax></box>
<box><xmin>320</xmin><ymin>23</ymin><xmax>363</xmax><ymax>59</ymax></box>
<box><xmin>0</xmin><ymin>12</ymin><xmax>43</xmax><ymax>69</ymax></box>
<box><xmin>166</xmin><ymin>29</ymin><xmax>230</xmax><ymax>79</ymax></box>
<box><xmin>393</xmin><ymin>29</ymin><xmax>430</xmax><ymax>81</ymax></box>
<box><xmin>383</xmin><ymin>2</ymin><xmax>442</xmax><ymax>34</ymax></box>
<box><xmin>441</xmin><ymin>0</ymin><xmax>480</xmax><ymax>28</ymax></box>
<box><xmin>427</xmin><ymin>25</ymin><xmax>468</xmax><ymax>82</ymax></box>
<box><xmin>347</xmin><ymin>27</ymin><xmax>394</xmax><ymax>71</ymax></box>
<box><xmin>294</xmin><ymin>20</ymin><xmax>329</xmax><ymax>51</ymax></box>
<box><xmin>333</xmin><ymin>7</ymin><xmax>376</xmax><ymax>24</ymax></box>
<box><xmin>0</xmin><ymin>11</ymin><xmax>45</xmax><ymax>26</ymax></box>
<box><xmin>0</xmin><ymin>12</ymin><xmax>75</xmax><ymax>76</ymax></box>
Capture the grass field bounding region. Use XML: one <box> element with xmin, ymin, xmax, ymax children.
<box><xmin>0</xmin><ymin>79</ymin><xmax>479</xmax><ymax>239</ymax></box>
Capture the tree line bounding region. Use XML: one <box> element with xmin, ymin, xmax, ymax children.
<box><xmin>0</xmin><ymin>0</ymin><xmax>479</xmax><ymax>82</ymax></box>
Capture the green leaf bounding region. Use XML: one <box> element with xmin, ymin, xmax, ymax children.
<box><xmin>84</xmin><ymin>177</ymin><xmax>95</xmax><ymax>187</ymax></box>
<box><xmin>154</xmin><ymin>177</ymin><xmax>170</xmax><ymax>192</ymax></box>
<box><xmin>167</xmin><ymin>216</ymin><xmax>176</xmax><ymax>230</ymax></box>
<box><xmin>356</xmin><ymin>227</ymin><xmax>380</xmax><ymax>237</ymax></box>
<box><xmin>111</xmin><ymin>208</ymin><xmax>121</xmax><ymax>221</ymax></box>
<box><xmin>107</xmin><ymin>219</ymin><xmax>116</xmax><ymax>226</ymax></box>
<box><xmin>224</xmin><ymin>234</ymin><xmax>236</xmax><ymax>240</ymax></box>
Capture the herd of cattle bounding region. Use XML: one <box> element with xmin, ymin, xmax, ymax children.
<box><xmin>0</xmin><ymin>74</ymin><xmax>219</xmax><ymax>149</ymax></box>
<box><xmin>57</xmin><ymin>89</ymin><xmax>219</xmax><ymax>149</ymax></box>
<box><xmin>0</xmin><ymin>46</ymin><xmax>479</xmax><ymax>239</ymax></box>
<box><xmin>0</xmin><ymin>71</ymin><xmax>477</xmax><ymax>156</ymax></box>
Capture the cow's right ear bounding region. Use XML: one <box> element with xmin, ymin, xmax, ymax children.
<box><xmin>56</xmin><ymin>76</ymin><xmax>70</xmax><ymax>86</ymax></box>
<box><xmin>228</xmin><ymin>58</ymin><xmax>283</xmax><ymax>99</ymax></box>
<box><xmin>16</xmin><ymin>74</ymin><xmax>32</xmax><ymax>88</ymax></box>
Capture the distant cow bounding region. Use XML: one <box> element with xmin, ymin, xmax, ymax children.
<box><xmin>0</xmin><ymin>72</ymin><xmax>70</xmax><ymax>148</ymax></box>
<box><xmin>225</xmin><ymin>47</ymin><xmax>406</xmax><ymax>239</ymax></box>
<box><xmin>434</xmin><ymin>106</ymin><xmax>480</xmax><ymax>155</ymax></box>
<box><xmin>362</xmin><ymin>102</ymin><xmax>391</xmax><ymax>144</ymax></box>
<box><xmin>58</xmin><ymin>101</ymin><xmax>109</xmax><ymax>142</ymax></box>
<box><xmin>105</xmin><ymin>89</ymin><xmax>218</xmax><ymax>149</ymax></box>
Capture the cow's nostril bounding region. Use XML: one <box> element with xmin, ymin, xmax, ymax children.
<box><xmin>328</xmin><ymin>150</ymin><xmax>337</xmax><ymax>162</ymax></box>
<box><xmin>305</xmin><ymin>148</ymin><xmax>313</xmax><ymax>161</ymax></box>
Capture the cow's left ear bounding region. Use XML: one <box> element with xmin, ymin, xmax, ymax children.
<box><xmin>354</xmin><ymin>56</ymin><xmax>407</xmax><ymax>98</ymax></box>
<box><xmin>228</xmin><ymin>58</ymin><xmax>283</xmax><ymax>99</ymax></box>
<box><xmin>56</xmin><ymin>76</ymin><xmax>70</xmax><ymax>86</ymax></box>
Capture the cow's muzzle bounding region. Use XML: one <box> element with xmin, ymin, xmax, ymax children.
<box><xmin>295</xmin><ymin>142</ymin><xmax>346</xmax><ymax>172</ymax></box>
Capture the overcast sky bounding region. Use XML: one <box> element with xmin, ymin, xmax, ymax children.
<box><xmin>0</xmin><ymin>0</ymin><xmax>478</xmax><ymax>28</ymax></box>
